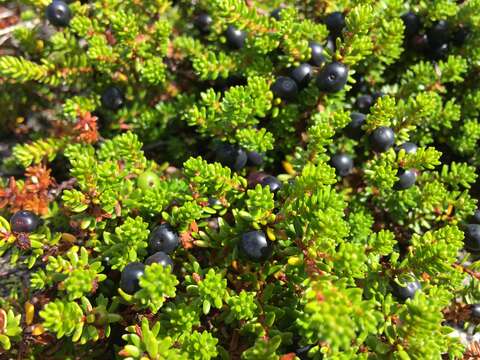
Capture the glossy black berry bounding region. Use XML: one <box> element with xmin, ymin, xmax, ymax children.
<box><xmin>270</xmin><ymin>7</ymin><xmax>283</xmax><ymax>20</ymax></box>
<box><xmin>309</xmin><ymin>41</ymin><xmax>325</xmax><ymax>67</ymax></box>
<box><xmin>10</xmin><ymin>210</ymin><xmax>40</xmax><ymax>233</ymax></box>
<box><xmin>330</xmin><ymin>153</ymin><xmax>353</xmax><ymax>177</ymax></box>
<box><xmin>246</xmin><ymin>151</ymin><xmax>263</xmax><ymax>166</ymax></box>
<box><xmin>427</xmin><ymin>20</ymin><xmax>450</xmax><ymax>48</ymax></box>
<box><xmin>471</xmin><ymin>304</ymin><xmax>480</xmax><ymax>319</ymax></box>
<box><xmin>225</xmin><ymin>25</ymin><xmax>246</xmax><ymax>49</ymax></box>
<box><xmin>355</xmin><ymin>94</ymin><xmax>373</xmax><ymax>113</ymax></box>
<box><xmin>370</xmin><ymin>126</ymin><xmax>395</xmax><ymax>152</ymax></box>
<box><xmin>239</xmin><ymin>230</ymin><xmax>272</xmax><ymax>261</ymax></box>
<box><xmin>101</xmin><ymin>86</ymin><xmax>124</xmax><ymax>110</ymax></box>
<box><xmin>271</xmin><ymin>76</ymin><xmax>298</xmax><ymax>101</ymax></box>
<box><xmin>345</xmin><ymin>112</ymin><xmax>366</xmax><ymax>140</ymax></box>
<box><xmin>216</xmin><ymin>144</ymin><xmax>248</xmax><ymax>171</ymax></box>
<box><xmin>148</xmin><ymin>223</ymin><xmax>179</xmax><ymax>254</ymax></box>
<box><xmin>195</xmin><ymin>13</ymin><xmax>213</xmax><ymax>34</ymax></box>
<box><xmin>260</xmin><ymin>175</ymin><xmax>282</xmax><ymax>193</ymax></box>
<box><xmin>46</xmin><ymin>1</ymin><xmax>71</xmax><ymax>27</ymax></box>
<box><xmin>392</xmin><ymin>279</ymin><xmax>421</xmax><ymax>301</ymax></box>
<box><xmin>401</xmin><ymin>12</ymin><xmax>421</xmax><ymax>38</ymax></box>
<box><xmin>120</xmin><ymin>262</ymin><xmax>145</xmax><ymax>294</ymax></box>
<box><xmin>396</xmin><ymin>142</ymin><xmax>418</xmax><ymax>154</ymax></box>
<box><xmin>316</xmin><ymin>62</ymin><xmax>348</xmax><ymax>93</ymax></box>
<box><xmin>427</xmin><ymin>42</ymin><xmax>449</xmax><ymax>60</ymax></box>
<box><xmin>394</xmin><ymin>169</ymin><xmax>417</xmax><ymax>190</ymax></box>
<box><xmin>464</xmin><ymin>224</ymin><xmax>480</xmax><ymax>252</ymax></box>
<box><xmin>471</xmin><ymin>209</ymin><xmax>480</xmax><ymax>224</ymax></box>
<box><xmin>324</xmin><ymin>11</ymin><xmax>345</xmax><ymax>38</ymax></box>
<box><xmin>290</xmin><ymin>63</ymin><xmax>312</xmax><ymax>89</ymax></box>
<box><xmin>409</xmin><ymin>33</ymin><xmax>428</xmax><ymax>52</ymax></box>
<box><xmin>145</xmin><ymin>251</ymin><xmax>174</xmax><ymax>268</ymax></box>
<box><xmin>452</xmin><ymin>26</ymin><xmax>470</xmax><ymax>46</ymax></box>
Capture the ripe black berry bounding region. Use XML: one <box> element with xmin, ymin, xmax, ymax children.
<box><xmin>46</xmin><ymin>1</ymin><xmax>71</xmax><ymax>27</ymax></box>
<box><xmin>145</xmin><ymin>251</ymin><xmax>174</xmax><ymax>268</ymax></box>
<box><xmin>330</xmin><ymin>153</ymin><xmax>353</xmax><ymax>176</ymax></box>
<box><xmin>120</xmin><ymin>262</ymin><xmax>145</xmax><ymax>294</ymax></box>
<box><xmin>239</xmin><ymin>230</ymin><xmax>272</xmax><ymax>261</ymax></box>
<box><xmin>345</xmin><ymin>112</ymin><xmax>366</xmax><ymax>140</ymax></box>
<box><xmin>271</xmin><ymin>76</ymin><xmax>298</xmax><ymax>101</ymax></box>
<box><xmin>355</xmin><ymin>94</ymin><xmax>373</xmax><ymax>113</ymax></box>
<box><xmin>427</xmin><ymin>42</ymin><xmax>448</xmax><ymax>60</ymax></box>
<box><xmin>10</xmin><ymin>210</ymin><xmax>40</xmax><ymax>233</ymax></box>
<box><xmin>370</xmin><ymin>126</ymin><xmax>395</xmax><ymax>152</ymax></box>
<box><xmin>396</xmin><ymin>142</ymin><xmax>418</xmax><ymax>154</ymax></box>
<box><xmin>270</xmin><ymin>7</ymin><xmax>283</xmax><ymax>20</ymax></box>
<box><xmin>101</xmin><ymin>86</ymin><xmax>124</xmax><ymax>110</ymax></box>
<box><xmin>216</xmin><ymin>143</ymin><xmax>248</xmax><ymax>171</ymax></box>
<box><xmin>148</xmin><ymin>223</ymin><xmax>179</xmax><ymax>254</ymax></box>
<box><xmin>427</xmin><ymin>20</ymin><xmax>450</xmax><ymax>48</ymax></box>
<box><xmin>401</xmin><ymin>12</ymin><xmax>421</xmax><ymax>38</ymax></box>
<box><xmin>394</xmin><ymin>169</ymin><xmax>417</xmax><ymax>190</ymax></box>
<box><xmin>452</xmin><ymin>26</ymin><xmax>470</xmax><ymax>46</ymax></box>
<box><xmin>324</xmin><ymin>12</ymin><xmax>345</xmax><ymax>38</ymax></box>
<box><xmin>409</xmin><ymin>33</ymin><xmax>428</xmax><ymax>52</ymax></box>
<box><xmin>464</xmin><ymin>224</ymin><xmax>480</xmax><ymax>252</ymax></box>
<box><xmin>392</xmin><ymin>279</ymin><xmax>421</xmax><ymax>301</ymax></box>
<box><xmin>309</xmin><ymin>41</ymin><xmax>325</xmax><ymax>67</ymax></box>
<box><xmin>246</xmin><ymin>151</ymin><xmax>263</xmax><ymax>166</ymax></box>
<box><xmin>471</xmin><ymin>304</ymin><xmax>480</xmax><ymax>319</ymax></box>
<box><xmin>195</xmin><ymin>13</ymin><xmax>213</xmax><ymax>34</ymax></box>
<box><xmin>225</xmin><ymin>25</ymin><xmax>246</xmax><ymax>49</ymax></box>
<box><xmin>290</xmin><ymin>63</ymin><xmax>312</xmax><ymax>89</ymax></box>
<box><xmin>316</xmin><ymin>62</ymin><xmax>348</xmax><ymax>93</ymax></box>
<box><xmin>260</xmin><ymin>175</ymin><xmax>282</xmax><ymax>193</ymax></box>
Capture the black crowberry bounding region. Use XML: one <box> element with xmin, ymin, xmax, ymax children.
<box><xmin>46</xmin><ymin>1</ymin><xmax>71</xmax><ymax>27</ymax></box>
<box><xmin>452</xmin><ymin>26</ymin><xmax>470</xmax><ymax>46</ymax></box>
<box><xmin>409</xmin><ymin>33</ymin><xmax>429</xmax><ymax>52</ymax></box>
<box><xmin>471</xmin><ymin>209</ymin><xmax>480</xmax><ymax>224</ymax></box>
<box><xmin>270</xmin><ymin>7</ymin><xmax>283</xmax><ymax>20</ymax></box>
<box><xmin>324</xmin><ymin>11</ymin><xmax>345</xmax><ymax>38</ymax></box>
<box><xmin>370</xmin><ymin>126</ymin><xmax>395</xmax><ymax>152</ymax></box>
<box><xmin>401</xmin><ymin>12</ymin><xmax>421</xmax><ymax>38</ymax></box>
<box><xmin>194</xmin><ymin>13</ymin><xmax>213</xmax><ymax>34</ymax></box>
<box><xmin>427</xmin><ymin>20</ymin><xmax>450</xmax><ymax>48</ymax></box>
<box><xmin>392</xmin><ymin>278</ymin><xmax>421</xmax><ymax>301</ymax></box>
<box><xmin>308</xmin><ymin>41</ymin><xmax>325</xmax><ymax>67</ymax></box>
<box><xmin>101</xmin><ymin>86</ymin><xmax>124</xmax><ymax>110</ymax></box>
<box><xmin>10</xmin><ymin>210</ymin><xmax>40</xmax><ymax>233</ymax></box>
<box><xmin>464</xmin><ymin>224</ymin><xmax>480</xmax><ymax>253</ymax></box>
<box><xmin>316</xmin><ymin>62</ymin><xmax>348</xmax><ymax>93</ymax></box>
<box><xmin>225</xmin><ymin>25</ymin><xmax>246</xmax><ymax>49</ymax></box>
<box><xmin>394</xmin><ymin>169</ymin><xmax>417</xmax><ymax>190</ymax></box>
<box><xmin>216</xmin><ymin>143</ymin><xmax>248</xmax><ymax>171</ymax></box>
<box><xmin>145</xmin><ymin>251</ymin><xmax>174</xmax><ymax>268</ymax></box>
<box><xmin>428</xmin><ymin>42</ymin><xmax>449</xmax><ymax>60</ymax></box>
<box><xmin>148</xmin><ymin>223</ymin><xmax>179</xmax><ymax>254</ymax></box>
<box><xmin>260</xmin><ymin>175</ymin><xmax>282</xmax><ymax>193</ymax></box>
<box><xmin>120</xmin><ymin>262</ymin><xmax>145</xmax><ymax>294</ymax></box>
<box><xmin>246</xmin><ymin>151</ymin><xmax>264</xmax><ymax>166</ymax></box>
<box><xmin>345</xmin><ymin>112</ymin><xmax>366</xmax><ymax>139</ymax></box>
<box><xmin>239</xmin><ymin>230</ymin><xmax>272</xmax><ymax>261</ymax></box>
<box><xmin>355</xmin><ymin>94</ymin><xmax>373</xmax><ymax>113</ymax></box>
<box><xmin>330</xmin><ymin>153</ymin><xmax>353</xmax><ymax>176</ymax></box>
<box><xmin>271</xmin><ymin>76</ymin><xmax>298</xmax><ymax>101</ymax></box>
<box><xmin>396</xmin><ymin>142</ymin><xmax>418</xmax><ymax>154</ymax></box>
<box><xmin>290</xmin><ymin>63</ymin><xmax>312</xmax><ymax>89</ymax></box>
<box><xmin>471</xmin><ymin>304</ymin><xmax>480</xmax><ymax>319</ymax></box>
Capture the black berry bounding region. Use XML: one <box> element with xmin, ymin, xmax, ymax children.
<box><xmin>401</xmin><ymin>12</ymin><xmax>421</xmax><ymax>38</ymax></box>
<box><xmin>427</xmin><ymin>42</ymin><xmax>449</xmax><ymax>60</ymax></box>
<box><xmin>271</xmin><ymin>76</ymin><xmax>298</xmax><ymax>101</ymax></box>
<box><xmin>45</xmin><ymin>0</ymin><xmax>71</xmax><ymax>27</ymax></box>
<box><xmin>471</xmin><ymin>209</ymin><xmax>480</xmax><ymax>224</ymax></box>
<box><xmin>10</xmin><ymin>210</ymin><xmax>40</xmax><ymax>233</ymax></box>
<box><xmin>324</xmin><ymin>11</ymin><xmax>345</xmax><ymax>38</ymax></box>
<box><xmin>426</xmin><ymin>20</ymin><xmax>450</xmax><ymax>48</ymax></box>
<box><xmin>101</xmin><ymin>86</ymin><xmax>124</xmax><ymax>110</ymax></box>
<box><xmin>290</xmin><ymin>63</ymin><xmax>312</xmax><ymax>89</ymax></box>
<box><xmin>464</xmin><ymin>224</ymin><xmax>480</xmax><ymax>252</ymax></box>
<box><xmin>148</xmin><ymin>223</ymin><xmax>179</xmax><ymax>254</ymax></box>
<box><xmin>355</xmin><ymin>94</ymin><xmax>373</xmax><ymax>113</ymax></box>
<box><xmin>345</xmin><ymin>112</ymin><xmax>366</xmax><ymax>139</ymax></box>
<box><xmin>392</xmin><ymin>278</ymin><xmax>421</xmax><ymax>301</ymax></box>
<box><xmin>225</xmin><ymin>25</ymin><xmax>246</xmax><ymax>49</ymax></box>
<box><xmin>270</xmin><ymin>7</ymin><xmax>283</xmax><ymax>20</ymax></box>
<box><xmin>239</xmin><ymin>230</ymin><xmax>272</xmax><ymax>261</ymax></box>
<box><xmin>260</xmin><ymin>175</ymin><xmax>282</xmax><ymax>193</ymax></box>
<box><xmin>216</xmin><ymin>143</ymin><xmax>248</xmax><ymax>171</ymax></box>
<box><xmin>394</xmin><ymin>169</ymin><xmax>417</xmax><ymax>190</ymax></box>
<box><xmin>145</xmin><ymin>251</ymin><xmax>174</xmax><ymax>268</ymax></box>
<box><xmin>452</xmin><ymin>26</ymin><xmax>470</xmax><ymax>46</ymax></box>
<box><xmin>471</xmin><ymin>304</ymin><xmax>480</xmax><ymax>319</ymax></box>
<box><xmin>309</xmin><ymin>41</ymin><xmax>325</xmax><ymax>67</ymax></box>
<box><xmin>316</xmin><ymin>62</ymin><xmax>348</xmax><ymax>93</ymax></box>
<box><xmin>370</xmin><ymin>126</ymin><xmax>395</xmax><ymax>152</ymax></box>
<box><xmin>330</xmin><ymin>153</ymin><xmax>353</xmax><ymax>176</ymax></box>
<box><xmin>120</xmin><ymin>262</ymin><xmax>145</xmax><ymax>294</ymax></box>
<box><xmin>246</xmin><ymin>151</ymin><xmax>263</xmax><ymax>166</ymax></box>
<box><xmin>409</xmin><ymin>33</ymin><xmax>428</xmax><ymax>52</ymax></box>
<box><xmin>396</xmin><ymin>142</ymin><xmax>418</xmax><ymax>154</ymax></box>
<box><xmin>194</xmin><ymin>13</ymin><xmax>213</xmax><ymax>34</ymax></box>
